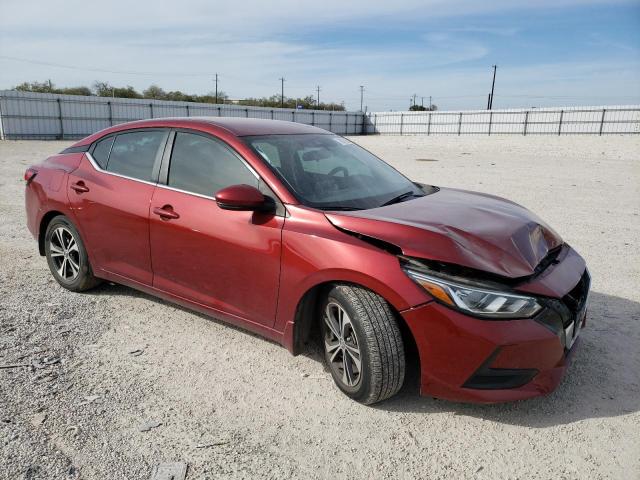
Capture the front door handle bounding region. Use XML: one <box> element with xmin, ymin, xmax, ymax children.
<box><xmin>70</xmin><ymin>181</ymin><xmax>89</xmax><ymax>193</ymax></box>
<box><xmin>153</xmin><ymin>205</ymin><xmax>180</xmax><ymax>220</ymax></box>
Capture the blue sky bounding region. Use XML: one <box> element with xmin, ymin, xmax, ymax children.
<box><xmin>1</xmin><ymin>0</ymin><xmax>638</xmax><ymax>111</ymax></box>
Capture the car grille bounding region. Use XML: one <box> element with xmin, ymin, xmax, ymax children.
<box><xmin>534</xmin><ymin>268</ymin><xmax>590</xmax><ymax>349</ymax></box>
<box><xmin>560</xmin><ymin>269</ymin><xmax>591</xmax><ymax>328</ymax></box>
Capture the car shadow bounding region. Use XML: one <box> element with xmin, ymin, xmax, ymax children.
<box><xmin>375</xmin><ymin>291</ymin><xmax>640</xmax><ymax>427</ymax></box>
<box><xmin>89</xmin><ymin>283</ymin><xmax>639</xmax><ymax>427</ymax></box>
<box><xmin>89</xmin><ymin>281</ymin><xmax>278</xmax><ymax>346</ymax></box>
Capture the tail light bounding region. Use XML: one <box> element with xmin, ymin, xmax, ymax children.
<box><xmin>24</xmin><ymin>168</ymin><xmax>38</xmax><ymax>184</ymax></box>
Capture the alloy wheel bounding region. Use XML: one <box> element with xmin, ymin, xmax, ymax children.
<box><xmin>323</xmin><ymin>301</ymin><xmax>362</xmax><ymax>387</ymax></box>
<box><xmin>49</xmin><ymin>226</ymin><xmax>81</xmax><ymax>281</ymax></box>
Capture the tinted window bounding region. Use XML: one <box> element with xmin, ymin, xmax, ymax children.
<box><xmin>92</xmin><ymin>136</ymin><xmax>114</xmax><ymax>169</ymax></box>
<box><xmin>106</xmin><ymin>131</ymin><xmax>166</xmax><ymax>181</ymax></box>
<box><xmin>168</xmin><ymin>132</ymin><xmax>258</xmax><ymax>196</ymax></box>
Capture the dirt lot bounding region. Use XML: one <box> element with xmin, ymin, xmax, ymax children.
<box><xmin>1</xmin><ymin>135</ymin><xmax>639</xmax><ymax>480</ymax></box>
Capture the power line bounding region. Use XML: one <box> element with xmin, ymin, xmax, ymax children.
<box><xmin>0</xmin><ymin>54</ymin><xmax>217</xmax><ymax>77</ymax></box>
<box><xmin>4</xmin><ymin>55</ymin><xmax>638</xmax><ymax>108</ymax></box>
<box><xmin>0</xmin><ymin>55</ymin><xmax>325</xmax><ymax>97</ymax></box>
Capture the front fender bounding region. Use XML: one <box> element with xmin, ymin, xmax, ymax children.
<box><xmin>275</xmin><ymin>206</ymin><xmax>430</xmax><ymax>352</ymax></box>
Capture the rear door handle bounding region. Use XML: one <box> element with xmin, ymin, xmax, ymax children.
<box><xmin>153</xmin><ymin>205</ymin><xmax>180</xmax><ymax>220</ymax></box>
<box><xmin>70</xmin><ymin>181</ymin><xmax>89</xmax><ymax>193</ymax></box>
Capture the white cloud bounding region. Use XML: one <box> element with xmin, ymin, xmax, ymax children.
<box><xmin>0</xmin><ymin>0</ymin><xmax>638</xmax><ymax>110</ymax></box>
<box><xmin>0</xmin><ymin>0</ymin><xmax>633</xmax><ymax>32</ymax></box>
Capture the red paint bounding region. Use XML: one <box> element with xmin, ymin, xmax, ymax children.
<box><xmin>24</xmin><ymin>168</ymin><xmax>38</xmax><ymax>183</ymax></box>
<box><xmin>402</xmin><ymin>301</ymin><xmax>575</xmax><ymax>403</ymax></box>
<box><xmin>67</xmin><ymin>159</ymin><xmax>156</xmax><ymax>285</ymax></box>
<box><xmin>24</xmin><ymin>117</ymin><xmax>589</xmax><ymax>403</ymax></box>
<box><xmin>326</xmin><ymin>187</ymin><xmax>563</xmax><ymax>279</ymax></box>
<box><xmin>215</xmin><ymin>184</ymin><xmax>266</xmax><ymax>210</ymax></box>
<box><xmin>149</xmin><ymin>186</ymin><xmax>283</xmax><ymax>327</ymax></box>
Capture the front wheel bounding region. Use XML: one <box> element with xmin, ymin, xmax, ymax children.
<box><xmin>321</xmin><ymin>285</ymin><xmax>405</xmax><ymax>405</ymax></box>
<box><xmin>44</xmin><ymin>215</ymin><xmax>101</xmax><ymax>292</ymax></box>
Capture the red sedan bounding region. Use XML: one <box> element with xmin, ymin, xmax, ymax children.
<box><xmin>24</xmin><ymin>118</ymin><xmax>589</xmax><ymax>404</ymax></box>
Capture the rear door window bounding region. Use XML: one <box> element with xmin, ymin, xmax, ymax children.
<box><xmin>106</xmin><ymin>130</ymin><xmax>166</xmax><ymax>182</ymax></box>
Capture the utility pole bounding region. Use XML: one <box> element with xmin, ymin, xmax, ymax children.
<box><xmin>429</xmin><ymin>96</ymin><xmax>432</xmax><ymax>110</ymax></box>
<box><xmin>214</xmin><ymin>74</ymin><xmax>219</xmax><ymax>104</ymax></box>
<box><xmin>280</xmin><ymin>77</ymin><xmax>285</xmax><ymax>108</ymax></box>
<box><xmin>412</xmin><ymin>94</ymin><xmax>417</xmax><ymax>108</ymax></box>
<box><xmin>421</xmin><ymin>96</ymin><xmax>424</xmax><ymax>107</ymax></box>
<box><xmin>359</xmin><ymin>85</ymin><xmax>365</xmax><ymax>112</ymax></box>
<box><xmin>489</xmin><ymin>65</ymin><xmax>497</xmax><ymax>110</ymax></box>
<box><xmin>316</xmin><ymin>85</ymin><xmax>321</xmax><ymax>106</ymax></box>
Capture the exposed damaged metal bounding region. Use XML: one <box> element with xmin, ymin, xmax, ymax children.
<box><xmin>399</xmin><ymin>244</ymin><xmax>565</xmax><ymax>290</ymax></box>
<box><xmin>332</xmin><ymin>225</ymin><xmax>403</xmax><ymax>256</ymax></box>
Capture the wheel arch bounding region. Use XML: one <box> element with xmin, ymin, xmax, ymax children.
<box><xmin>38</xmin><ymin>210</ymin><xmax>65</xmax><ymax>256</ymax></box>
<box><xmin>290</xmin><ymin>279</ymin><xmax>419</xmax><ymax>376</ymax></box>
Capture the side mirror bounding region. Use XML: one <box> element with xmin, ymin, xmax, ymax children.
<box><xmin>215</xmin><ymin>184</ymin><xmax>273</xmax><ymax>212</ymax></box>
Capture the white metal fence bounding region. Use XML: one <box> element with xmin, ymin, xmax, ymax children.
<box><xmin>366</xmin><ymin>105</ymin><xmax>640</xmax><ymax>135</ymax></box>
<box><xmin>0</xmin><ymin>90</ymin><xmax>364</xmax><ymax>140</ymax></box>
<box><xmin>2</xmin><ymin>91</ymin><xmax>638</xmax><ymax>139</ymax></box>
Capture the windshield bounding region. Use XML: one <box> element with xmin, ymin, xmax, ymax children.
<box><xmin>243</xmin><ymin>134</ymin><xmax>424</xmax><ymax>210</ymax></box>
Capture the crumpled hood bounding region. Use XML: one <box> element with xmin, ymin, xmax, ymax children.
<box><xmin>325</xmin><ymin>187</ymin><xmax>563</xmax><ymax>279</ymax></box>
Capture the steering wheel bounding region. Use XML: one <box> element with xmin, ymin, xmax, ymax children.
<box><xmin>328</xmin><ymin>166</ymin><xmax>348</xmax><ymax>177</ymax></box>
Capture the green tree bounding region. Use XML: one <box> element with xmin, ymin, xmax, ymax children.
<box><xmin>93</xmin><ymin>82</ymin><xmax>142</xmax><ymax>98</ymax></box>
<box><xmin>143</xmin><ymin>85</ymin><xmax>167</xmax><ymax>100</ymax></box>
<box><xmin>14</xmin><ymin>80</ymin><xmax>91</xmax><ymax>96</ymax></box>
<box><xmin>13</xmin><ymin>80</ymin><xmax>345</xmax><ymax>110</ymax></box>
<box><xmin>409</xmin><ymin>104</ymin><xmax>438</xmax><ymax>111</ymax></box>
<box><xmin>191</xmin><ymin>91</ymin><xmax>229</xmax><ymax>103</ymax></box>
<box><xmin>15</xmin><ymin>80</ymin><xmax>55</xmax><ymax>93</ymax></box>
<box><xmin>59</xmin><ymin>86</ymin><xmax>92</xmax><ymax>96</ymax></box>
<box><xmin>238</xmin><ymin>94</ymin><xmax>345</xmax><ymax>111</ymax></box>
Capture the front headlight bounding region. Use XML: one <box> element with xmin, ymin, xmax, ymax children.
<box><xmin>404</xmin><ymin>269</ymin><xmax>542</xmax><ymax>319</ymax></box>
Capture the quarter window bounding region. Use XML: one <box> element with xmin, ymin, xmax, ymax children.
<box><xmin>168</xmin><ymin>132</ymin><xmax>258</xmax><ymax>196</ymax></box>
<box><xmin>106</xmin><ymin>131</ymin><xmax>166</xmax><ymax>182</ymax></box>
<box><xmin>92</xmin><ymin>136</ymin><xmax>114</xmax><ymax>169</ymax></box>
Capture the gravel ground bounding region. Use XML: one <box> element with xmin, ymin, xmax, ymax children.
<box><xmin>1</xmin><ymin>135</ymin><xmax>639</xmax><ymax>480</ymax></box>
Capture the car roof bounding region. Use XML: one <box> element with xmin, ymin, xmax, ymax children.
<box><xmin>189</xmin><ymin>117</ymin><xmax>330</xmax><ymax>136</ymax></box>
<box><xmin>70</xmin><ymin>116</ymin><xmax>332</xmax><ymax>148</ymax></box>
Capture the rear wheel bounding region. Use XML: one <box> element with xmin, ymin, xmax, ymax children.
<box><xmin>321</xmin><ymin>284</ymin><xmax>405</xmax><ymax>405</ymax></box>
<box><xmin>44</xmin><ymin>215</ymin><xmax>101</xmax><ymax>292</ymax></box>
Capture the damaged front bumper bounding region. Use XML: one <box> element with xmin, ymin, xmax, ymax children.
<box><xmin>401</xmin><ymin>245</ymin><xmax>590</xmax><ymax>403</ymax></box>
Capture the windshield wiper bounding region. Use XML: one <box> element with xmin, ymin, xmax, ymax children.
<box><xmin>380</xmin><ymin>191</ymin><xmax>423</xmax><ymax>207</ymax></box>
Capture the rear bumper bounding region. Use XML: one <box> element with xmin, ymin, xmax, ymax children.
<box><xmin>402</xmin><ymin>295</ymin><xmax>586</xmax><ymax>404</ymax></box>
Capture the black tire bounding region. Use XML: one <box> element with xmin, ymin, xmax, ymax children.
<box><xmin>320</xmin><ymin>284</ymin><xmax>405</xmax><ymax>405</ymax></box>
<box><xmin>44</xmin><ymin>215</ymin><xmax>101</xmax><ymax>292</ymax></box>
